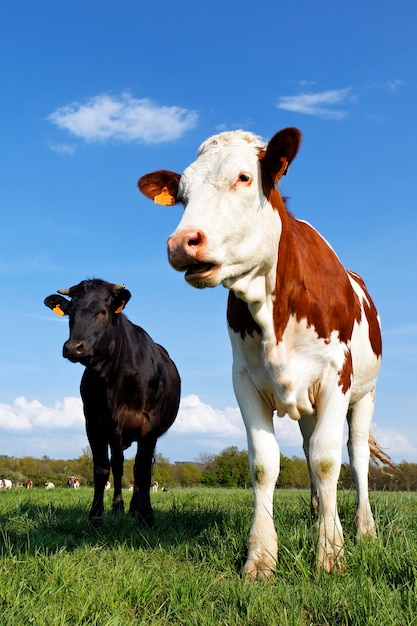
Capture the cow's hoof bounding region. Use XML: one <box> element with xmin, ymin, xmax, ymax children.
<box><xmin>130</xmin><ymin>510</ymin><xmax>154</xmax><ymax>528</ymax></box>
<box><xmin>112</xmin><ymin>502</ymin><xmax>125</xmax><ymax>516</ymax></box>
<box><xmin>242</xmin><ymin>557</ymin><xmax>276</xmax><ymax>580</ymax></box>
<box><xmin>88</xmin><ymin>516</ymin><xmax>103</xmax><ymax>530</ymax></box>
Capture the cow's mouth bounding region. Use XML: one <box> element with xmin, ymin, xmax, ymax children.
<box><xmin>184</xmin><ymin>262</ymin><xmax>218</xmax><ymax>282</ymax></box>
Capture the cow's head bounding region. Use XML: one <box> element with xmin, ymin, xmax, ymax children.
<box><xmin>139</xmin><ymin>127</ymin><xmax>301</xmax><ymax>297</ymax></box>
<box><xmin>44</xmin><ymin>279</ymin><xmax>131</xmax><ymax>366</ymax></box>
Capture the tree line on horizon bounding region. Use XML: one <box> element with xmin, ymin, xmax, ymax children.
<box><xmin>0</xmin><ymin>446</ymin><xmax>416</xmax><ymax>491</ymax></box>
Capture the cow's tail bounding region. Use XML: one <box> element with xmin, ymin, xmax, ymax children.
<box><xmin>369</xmin><ymin>434</ymin><xmax>397</xmax><ymax>473</ymax></box>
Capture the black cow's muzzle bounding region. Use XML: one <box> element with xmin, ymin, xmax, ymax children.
<box><xmin>63</xmin><ymin>338</ymin><xmax>87</xmax><ymax>362</ymax></box>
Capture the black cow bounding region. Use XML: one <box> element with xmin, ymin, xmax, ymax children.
<box><xmin>44</xmin><ymin>279</ymin><xmax>181</xmax><ymax>527</ymax></box>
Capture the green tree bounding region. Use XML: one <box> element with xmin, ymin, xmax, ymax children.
<box><xmin>77</xmin><ymin>448</ymin><xmax>94</xmax><ymax>486</ymax></box>
<box><xmin>153</xmin><ymin>453</ymin><xmax>176</xmax><ymax>487</ymax></box>
<box><xmin>202</xmin><ymin>447</ymin><xmax>250</xmax><ymax>487</ymax></box>
<box><xmin>175</xmin><ymin>463</ymin><xmax>203</xmax><ymax>486</ymax></box>
<box><xmin>278</xmin><ymin>455</ymin><xmax>310</xmax><ymax>489</ymax></box>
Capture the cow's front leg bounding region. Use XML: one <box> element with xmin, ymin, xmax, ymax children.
<box><xmin>129</xmin><ymin>432</ymin><xmax>158</xmax><ymax>527</ymax></box>
<box><xmin>244</xmin><ymin>426</ymin><xmax>280</xmax><ymax>579</ymax></box>
<box><xmin>235</xmin><ymin>381</ymin><xmax>279</xmax><ymax>578</ymax></box>
<box><xmin>110</xmin><ymin>442</ymin><xmax>125</xmax><ymax>515</ymax></box>
<box><xmin>309</xmin><ymin>392</ymin><xmax>348</xmax><ymax>572</ymax></box>
<box><xmin>89</xmin><ymin>452</ymin><xmax>110</xmax><ymax>526</ymax></box>
<box><xmin>83</xmin><ymin>374</ymin><xmax>111</xmax><ymax>526</ymax></box>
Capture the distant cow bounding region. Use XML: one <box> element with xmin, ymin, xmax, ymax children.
<box><xmin>0</xmin><ymin>479</ymin><xmax>12</xmax><ymax>489</ymax></box>
<box><xmin>104</xmin><ymin>481</ymin><xmax>111</xmax><ymax>491</ymax></box>
<box><xmin>151</xmin><ymin>481</ymin><xmax>159</xmax><ymax>492</ymax></box>
<box><xmin>45</xmin><ymin>482</ymin><xmax>55</xmax><ymax>490</ymax></box>
<box><xmin>67</xmin><ymin>476</ymin><xmax>80</xmax><ymax>489</ymax></box>
<box><xmin>44</xmin><ymin>279</ymin><xmax>181</xmax><ymax>527</ymax></box>
<box><xmin>139</xmin><ymin>127</ymin><xmax>393</xmax><ymax>576</ymax></box>
<box><xmin>25</xmin><ymin>480</ymin><xmax>33</xmax><ymax>489</ymax></box>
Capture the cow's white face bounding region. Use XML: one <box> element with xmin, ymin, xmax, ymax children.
<box><xmin>138</xmin><ymin>127</ymin><xmax>301</xmax><ymax>302</ymax></box>
<box><xmin>168</xmin><ymin>132</ymin><xmax>282</xmax><ymax>300</ymax></box>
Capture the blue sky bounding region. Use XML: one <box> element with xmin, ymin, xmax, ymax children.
<box><xmin>0</xmin><ymin>0</ymin><xmax>416</xmax><ymax>464</ymax></box>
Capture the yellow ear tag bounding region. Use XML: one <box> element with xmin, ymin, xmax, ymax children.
<box><xmin>53</xmin><ymin>304</ymin><xmax>65</xmax><ymax>317</ymax></box>
<box><xmin>114</xmin><ymin>300</ymin><xmax>125</xmax><ymax>314</ymax></box>
<box><xmin>154</xmin><ymin>186</ymin><xmax>175</xmax><ymax>206</ymax></box>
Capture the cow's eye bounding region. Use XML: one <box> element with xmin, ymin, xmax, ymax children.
<box><xmin>237</xmin><ymin>173</ymin><xmax>252</xmax><ymax>186</ymax></box>
<box><xmin>98</xmin><ymin>309</ymin><xmax>107</xmax><ymax>317</ymax></box>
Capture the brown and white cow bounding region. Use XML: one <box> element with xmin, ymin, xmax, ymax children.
<box><xmin>138</xmin><ymin>127</ymin><xmax>389</xmax><ymax>577</ymax></box>
<box><xmin>67</xmin><ymin>476</ymin><xmax>80</xmax><ymax>489</ymax></box>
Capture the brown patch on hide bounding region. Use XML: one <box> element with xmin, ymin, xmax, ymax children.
<box><xmin>271</xmin><ymin>210</ymin><xmax>362</xmax><ymax>346</ymax></box>
<box><xmin>347</xmin><ymin>271</ymin><xmax>382</xmax><ymax>358</ymax></box>
<box><xmin>338</xmin><ymin>350</ymin><xmax>353</xmax><ymax>394</ymax></box>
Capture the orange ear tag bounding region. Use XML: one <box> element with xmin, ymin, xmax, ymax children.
<box><xmin>53</xmin><ymin>304</ymin><xmax>65</xmax><ymax>316</ymax></box>
<box><xmin>114</xmin><ymin>300</ymin><xmax>125</xmax><ymax>314</ymax></box>
<box><xmin>154</xmin><ymin>187</ymin><xmax>175</xmax><ymax>206</ymax></box>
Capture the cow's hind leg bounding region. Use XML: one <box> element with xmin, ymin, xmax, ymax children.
<box><xmin>309</xmin><ymin>388</ymin><xmax>348</xmax><ymax>572</ymax></box>
<box><xmin>299</xmin><ymin>414</ymin><xmax>319</xmax><ymax>515</ymax></box>
<box><xmin>129</xmin><ymin>431</ymin><xmax>158</xmax><ymax>527</ymax></box>
<box><xmin>347</xmin><ymin>391</ymin><xmax>376</xmax><ymax>539</ymax></box>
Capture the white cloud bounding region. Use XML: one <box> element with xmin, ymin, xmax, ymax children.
<box><xmin>1</xmin><ymin>395</ymin><xmax>415</xmax><ymax>463</ymax></box>
<box><xmin>172</xmin><ymin>394</ymin><xmax>244</xmax><ymax>437</ymax></box>
<box><xmin>172</xmin><ymin>394</ymin><xmax>303</xmax><ymax>446</ymax></box>
<box><xmin>48</xmin><ymin>142</ymin><xmax>76</xmax><ymax>155</ymax></box>
<box><xmin>383</xmin><ymin>79</ymin><xmax>403</xmax><ymax>92</ymax></box>
<box><xmin>0</xmin><ymin>396</ymin><xmax>84</xmax><ymax>432</ymax></box>
<box><xmin>371</xmin><ymin>425</ymin><xmax>417</xmax><ymax>462</ymax></box>
<box><xmin>274</xmin><ymin>414</ymin><xmax>304</xmax><ymax>447</ymax></box>
<box><xmin>277</xmin><ymin>88</ymin><xmax>353</xmax><ymax>119</ymax></box>
<box><xmin>47</xmin><ymin>92</ymin><xmax>198</xmax><ymax>144</ymax></box>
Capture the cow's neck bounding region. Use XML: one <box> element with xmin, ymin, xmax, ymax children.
<box><xmin>227</xmin><ymin>195</ymin><xmax>287</xmax><ymax>345</ymax></box>
<box><xmin>227</xmin><ymin>200</ymin><xmax>326</xmax><ymax>419</ymax></box>
<box><xmin>225</xmin><ymin>196</ymin><xmax>282</xmax><ymax>329</ymax></box>
<box><xmin>88</xmin><ymin>318</ymin><xmax>131</xmax><ymax>381</ymax></box>
<box><xmin>228</xmin><ymin>201</ymin><xmax>360</xmax><ymax>419</ymax></box>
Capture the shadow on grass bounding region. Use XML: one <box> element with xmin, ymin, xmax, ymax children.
<box><xmin>0</xmin><ymin>491</ymin><xmax>228</xmax><ymax>558</ymax></box>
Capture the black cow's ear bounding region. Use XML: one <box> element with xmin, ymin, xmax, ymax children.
<box><xmin>138</xmin><ymin>170</ymin><xmax>181</xmax><ymax>205</ymax></box>
<box><xmin>113</xmin><ymin>289</ymin><xmax>131</xmax><ymax>314</ymax></box>
<box><xmin>44</xmin><ymin>294</ymin><xmax>70</xmax><ymax>316</ymax></box>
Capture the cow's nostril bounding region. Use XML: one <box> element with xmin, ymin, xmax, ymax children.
<box><xmin>63</xmin><ymin>339</ymin><xmax>85</xmax><ymax>361</ymax></box>
<box><xmin>187</xmin><ymin>231</ymin><xmax>204</xmax><ymax>248</ymax></box>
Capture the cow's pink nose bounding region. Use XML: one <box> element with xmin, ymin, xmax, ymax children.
<box><xmin>167</xmin><ymin>229</ymin><xmax>207</xmax><ymax>268</ymax></box>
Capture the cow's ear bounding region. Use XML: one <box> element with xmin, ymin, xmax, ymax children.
<box><xmin>44</xmin><ymin>294</ymin><xmax>70</xmax><ymax>316</ymax></box>
<box><xmin>138</xmin><ymin>170</ymin><xmax>181</xmax><ymax>206</ymax></box>
<box><xmin>262</xmin><ymin>128</ymin><xmax>302</xmax><ymax>184</ymax></box>
<box><xmin>113</xmin><ymin>289</ymin><xmax>131</xmax><ymax>314</ymax></box>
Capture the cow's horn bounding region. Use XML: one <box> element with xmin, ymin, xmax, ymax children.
<box><xmin>57</xmin><ymin>288</ymin><xmax>70</xmax><ymax>295</ymax></box>
<box><xmin>114</xmin><ymin>283</ymin><xmax>125</xmax><ymax>291</ymax></box>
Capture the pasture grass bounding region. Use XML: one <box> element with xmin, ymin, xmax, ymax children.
<box><xmin>1</xmin><ymin>487</ymin><xmax>416</xmax><ymax>625</ymax></box>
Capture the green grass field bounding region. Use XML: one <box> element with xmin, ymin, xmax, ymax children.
<box><xmin>1</xmin><ymin>487</ymin><xmax>416</xmax><ymax>625</ymax></box>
